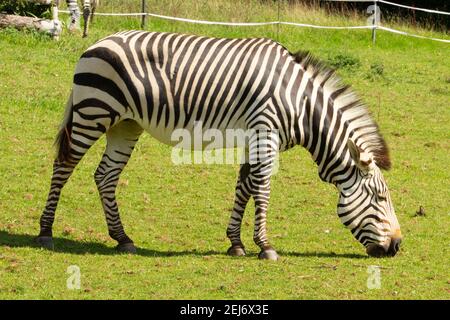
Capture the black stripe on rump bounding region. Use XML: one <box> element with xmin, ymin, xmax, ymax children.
<box><xmin>73</xmin><ymin>98</ymin><xmax>121</xmax><ymax>127</ymax></box>
<box><xmin>81</xmin><ymin>46</ymin><xmax>142</xmax><ymax>118</ymax></box>
<box><xmin>74</xmin><ymin>73</ymin><xmax>129</xmax><ymax>111</ymax></box>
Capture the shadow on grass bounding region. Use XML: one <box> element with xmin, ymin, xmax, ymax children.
<box><xmin>0</xmin><ymin>230</ymin><xmax>367</xmax><ymax>259</ymax></box>
<box><xmin>277</xmin><ymin>250</ymin><xmax>367</xmax><ymax>259</ymax></box>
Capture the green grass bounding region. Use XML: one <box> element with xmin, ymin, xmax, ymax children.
<box><xmin>0</xmin><ymin>0</ymin><xmax>449</xmax><ymax>300</ymax></box>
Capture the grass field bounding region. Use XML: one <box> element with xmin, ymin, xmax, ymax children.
<box><xmin>0</xmin><ymin>0</ymin><xmax>449</xmax><ymax>299</ymax></box>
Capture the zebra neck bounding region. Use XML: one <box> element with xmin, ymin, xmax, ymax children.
<box><xmin>291</xmin><ymin>69</ymin><xmax>353</xmax><ymax>186</ymax></box>
<box><xmin>285</xmin><ymin>50</ymin><xmax>390</xmax><ymax>187</ymax></box>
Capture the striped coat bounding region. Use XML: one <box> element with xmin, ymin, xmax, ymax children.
<box><xmin>37</xmin><ymin>31</ymin><xmax>402</xmax><ymax>259</ymax></box>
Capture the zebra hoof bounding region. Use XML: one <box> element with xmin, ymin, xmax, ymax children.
<box><xmin>116</xmin><ymin>242</ymin><xmax>137</xmax><ymax>254</ymax></box>
<box><xmin>227</xmin><ymin>246</ymin><xmax>246</xmax><ymax>257</ymax></box>
<box><xmin>258</xmin><ymin>249</ymin><xmax>279</xmax><ymax>261</ymax></box>
<box><xmin>35</xmin><ymin>236</ymin><xmax>54</xmax><ymax>250</ymax></box>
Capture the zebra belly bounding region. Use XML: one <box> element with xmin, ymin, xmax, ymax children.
<box><xmin>143</xmin><ymin>124</ymin><xmax>180</xmax><ymax>147</ymax></box>
<box><xmin>141</xmin><ymin>121</ymin><xmax>248</xmax><ymax>151</ymax></box>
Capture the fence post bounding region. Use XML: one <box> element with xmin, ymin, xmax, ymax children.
<box><xmin>277</xmin><ymin>0</ymin><xmax>280</xmax><ymax>42</ymax></box>
<box><xmin>51</xmin><ymin>0</ymin><xmax>62</xmax><ymax>40</ymax></box>
<box><xmin>141</xmin><ymin>0</ymin><xmax>147</xmax><ymax>29</ymax></box>
<box><xmin>372</xmin><ymin>0</ymin><xmax>377</xmax><ymax>44</ymax></box>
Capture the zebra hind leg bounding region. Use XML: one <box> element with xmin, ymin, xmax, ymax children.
<box><xmin>226</xmin><ymin>163</ymin><xmax>251</xmax><ymax>257</ymax></box>
<box><xmin>67</xmin><ymin>0</ymin><xmax>81</xmax><ymax>32</ymax></box>
<box><xmin>37</xmin><ymin>160</ymin><xmax>79</xmax><ymax>250</ymax></box>
<box><xmin>94</xmin><ymin>119</ymin><xmax>143</xmax><ymax>254</ymax></box>
<box><xmin>37</xmin><ymin>105</ymin><xmax>106</xmax><ymax>250</ymax></box>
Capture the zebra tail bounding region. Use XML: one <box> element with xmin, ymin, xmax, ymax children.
<box><xmin>55</xmin><ymin>91</ymin><xmax>74</xmax><ymax>164</ymax></box>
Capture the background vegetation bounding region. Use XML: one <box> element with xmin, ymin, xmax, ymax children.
<box><xmin>0</xmin><ymin>0</ymin><xmax>52</xmax><ymax>18</ymax></box>
<box><xmin>0</xmin><ymin>0</ymin><xmax>449</xmax><ymax>299</ymax></box>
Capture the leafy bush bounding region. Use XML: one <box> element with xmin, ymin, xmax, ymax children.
<box><xmin>365</xmin><ymin>62</ymin><xmax>386</xmax><ymax>82</ymax></box>
<box><xmin>370</xmin><ymin>62</ymin><xmax>384</xmax><ymax>76</ymax></box>
<box><xmin>327</xmin><ymin>54</ymin><xmax>361</xmax><ymax>70</ymax></box>
<box><xmin>0</xmin><ymin>0</ymin><xmax>51</xmax><ymax>18</ymax></box>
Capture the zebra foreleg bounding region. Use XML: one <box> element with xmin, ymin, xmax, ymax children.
<box><xmin>82</xmin><ymin>0</ymin><xmax>91</xmax><ymax>38</ymax></box>
<box><xmin>247</xmin><ymin>128</ymin><xmax>279</xmax><ymax>260</ymax></box>
<box><xmin>94</xmin><ymin>119</ymin><xmax>143</xmax><ymax>254</ymax></box>
<box><xmin>248</xmin><ymin>163</ymin><xmax>278</xmax><ymax>261</ymax></box>
<box><xmin>226</xmin><ymin>163</ymin><xmax>251</xmax><ymax>256</ymax></box>
<box><xmin>90</xmin><ymin>0</ymin><xmax>97</xmax><ymax>23</ymax></box>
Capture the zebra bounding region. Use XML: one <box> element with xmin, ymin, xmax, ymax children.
<box><xmin>36</xmin><ymin>30</ymin><xmax>402</xmax><ymax>260</ymax></box>
<box><xmin>64</xmin><ymin>0</ymin><xmax>98</xmax><ymax>38</ymax></box>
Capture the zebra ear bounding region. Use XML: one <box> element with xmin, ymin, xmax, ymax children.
<box><xmin>347</xmin><ymin>138</ymin><xmax>361</xmax><ymax>163</ymax></box>
<box><xmin>347</xmin><ymin>138</ymin><xmax>373</xmax><ymax>170</ymax></box>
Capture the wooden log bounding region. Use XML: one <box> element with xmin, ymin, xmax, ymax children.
<box><xmin>25</xmin><ymin>0</ymin><xmax>53</xmax><ymax>5</ymax></box>
<box><xmin>0</xmin><ymin>13</ymin><xmax>61</xmax><ymax>39</ymax></box>
<box><xmin>5</xmin><ymin>0</ymin><xmax>56</xmax><ymax>6</ymax></box>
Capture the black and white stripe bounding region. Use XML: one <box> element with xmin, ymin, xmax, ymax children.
<box><xmin>37</xmin><ymin>31</ymin><xmax>401</xmax><ymax>258</ymax></box>
<box><xmin>65</xmin><ymin>0</ymin><xmax>98</xmax><ymax>37</ymax></box>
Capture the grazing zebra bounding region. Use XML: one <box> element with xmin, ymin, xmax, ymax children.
<box><xmin>65</xmin><ymin>0</ymin><xmax>98</xmax><ymax>37</ymax></box>
<box><xmin>36</xmin><ymin>31</ymin><xmax>402</xmax><ymax>259</ymax></box>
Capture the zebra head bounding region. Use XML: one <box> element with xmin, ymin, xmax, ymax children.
<box><xmin>337</xmin><ymin>139</ymin><xmax>402</xmax><ymax>257</ymax></box>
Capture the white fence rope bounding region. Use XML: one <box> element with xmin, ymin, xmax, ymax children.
<box><xmin>59</xmin><ymin>10</ymin><xmax>371</xmax><ymax>28</ymax></box>
<box><xmin>378</xmin><ymin>26</ymin><xmax>450</xmax><ymax>43</ymax></box>
<box><xmin>281</xmin><ymin>22</ymin><xmax>372</xmax><ymax>30</ymax></box>
<box><xmin>58</xmin><ymin>5</ymin><xmax>450</xmax><ymax>44</ymax></box>
<box><xmin>146</xmin><ymin>12</ymin><xmax>278</xmax><ymax>26</ymax></box>
<box><xmin>327</xmin><ymin>0</ymin><xmax>450</xmax><ymax>15</ymax></box>
<box><xmin>59</xmin><ymin>10</ymin><xmax>145</xmax><ymax>17</ymax></box>
<box><xmin>377</xmin><ymin>0</ymin><xmax>450</xmax><ymax>16</ymax></box>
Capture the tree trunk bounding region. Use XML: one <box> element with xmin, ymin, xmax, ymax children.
<box><xmin>0</xmin><ymin>13</ymin><xmax>61</xmax><ymax>39</ymax></box>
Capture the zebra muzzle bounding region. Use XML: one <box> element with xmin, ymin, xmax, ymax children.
<box><xmin>366</xmin><ymin>237</ymin><xmax>402</xmax><ymax>258</ymax></box>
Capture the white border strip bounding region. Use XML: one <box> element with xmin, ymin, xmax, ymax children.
<box><xmin>378</xmin><ymin>0</ymin><xmax>450</xmax><ymax>16</ymax></box>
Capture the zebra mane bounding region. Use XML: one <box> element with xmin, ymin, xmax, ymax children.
<box><xmin>291</xmin><ymin>50</ymin><xmax>391</xmax><ymax>170</ymax></box>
